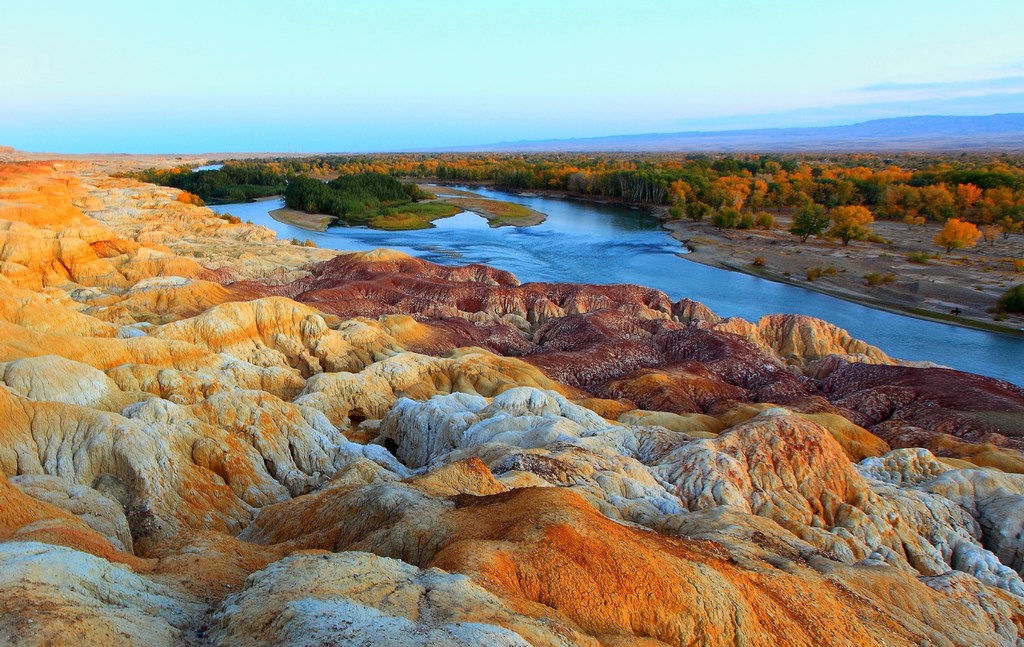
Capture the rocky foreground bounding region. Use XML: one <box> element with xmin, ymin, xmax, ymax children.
<box><xmin>1</xmin><ymin>161</ymin><xmax>1024</xmax><ymax>645</ymax></box>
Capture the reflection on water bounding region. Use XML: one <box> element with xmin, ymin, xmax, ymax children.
<box><xmin>212</xmin><ymin>187</ymin><xmax>1024</xmax><ymax>385</ymax></box>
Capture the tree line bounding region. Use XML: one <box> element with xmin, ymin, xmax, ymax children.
<box><xmin>122</xmin><ymin>153</ymin><xmax>1024</xmax><ymax>239</ymax></box>
<box><xmin>119</xmin><ymin>164</ymin><xmax>286</xmax><ymax>203</ymax></box>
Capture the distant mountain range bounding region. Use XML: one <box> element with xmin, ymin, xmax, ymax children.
<box><xmin>444</xmin><ymin>114</ymin><xmax>1024</xmax><ymax>153</ymax></box>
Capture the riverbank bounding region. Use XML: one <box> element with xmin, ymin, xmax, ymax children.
<box><xmin>421</xmin><ymin>179</ymin><xmax>1024</xmax><ymax>337</ymax></box>
<box><xmin>664</xmin><ymin>216</ymin><xmax>1024</xmax><ymax>337</ymax></box>
<box><xmin>269</xmin><ymin>207</ymin><xmax>334</xmax><ymax>232</ymax></box>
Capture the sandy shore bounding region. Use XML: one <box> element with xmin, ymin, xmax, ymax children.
<box><xmin>267</xmin><ymin>189</ymin><xmax>546</xmax><ymax>233</ymax></box>
<box><xmin>664</xmin><ymin>213</ymin><xmax>1024</xmax><ymax>336</ymax></box>
<box><xmin>269</xmin><ymin>207</ymin><xmax>334</xmax><ymax>232</ymax></box>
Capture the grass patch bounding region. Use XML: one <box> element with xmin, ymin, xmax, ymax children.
<box><xmin>906</xmin><ymin>251</ymin><xmax>939</xmax><ymax>264</ymax></box>
<box><xmin>444</xmin><ymin>196</ymin><xmax>545</xmax><ymax>225</ymax></box>
<box><xmin>366</xmin><ymin>202</ymin><xmax>462</xmax><ymax>230</ymax></box>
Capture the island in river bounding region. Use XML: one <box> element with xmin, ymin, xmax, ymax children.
<box><xmin>270</xmin><ymin>184</ymin><xmax>545</xmax><ymax>232</ymax></box>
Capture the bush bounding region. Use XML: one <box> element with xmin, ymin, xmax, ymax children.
<box><xmin>998</xmin><ymin>284</ymin><xmax>1024</xmax><ymax>312</ymax></box>
<box><xmin>752</xmin><ymin>256</ymin><xmax>765</xmax><ymax>267</ymax></box>
<box><xmin>686</xmin><ymin>201</ymin><xmax>712</xmax><ymax>222</ymax></box>
<box><xmin>754</xmin><ymin>212</ymin><xmax>775</xmax><ymax>230</ymax></box>
<box><xmin>865</xmin><ymin>272</ymin><xmax>896</xmax><ymax>287</ymax></box>
<box><xmin>711</xmin><ymin>207</ymin><xmax>743</xmax><ymax>229</ymax></box>
<box><xmin>177</xmin><ymin>191</ymin><xmax>204</xmax><ymax>206</ymax></box>
<box><xmin>906</xmin><ymin>251</ymin><xmax>932</xmax><ymax>264</ymax></box>
<box><xmin>806</xmin><ymin>266</ymin><xmax>837</xmax><ymax>281</ymax></box>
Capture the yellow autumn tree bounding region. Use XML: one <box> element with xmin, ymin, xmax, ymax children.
<box><xmin>827</xmin><ymin>205</ymin><xmax>874</xmax><ymax>245</ymax></box>
<box><xmin>667</xmin><ymin>179</ymin><xmax>691</xmax><ymax>206</ymax></box>
<box><xmin>955</xmin><ymin>183</ymin><xmax>983</xmax><ymax>216</ymax></box>
<box><xmin>934</xmin><ymin>218</ymin><xmax>981</xmax><ymax>253</ymax></box>
<box><xmin>711</xmin><ymin>176</ymin><xmax>751</xmax><ymax>210</ymax></box>
<box><xmin>981</xmin><ymin>224</ymin><xmax>1002</xmax><ymax>246</ymax></box>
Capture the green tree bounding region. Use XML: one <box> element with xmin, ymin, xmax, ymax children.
<box><xmin>998</xmin><ymin>284</ymin><xmax>1024</xmax><ymax>313</ymax></box>
<box><xmin>788</xmin><ymin>203</ymin><xmax>829</xmax><ymax>242</ymax></box>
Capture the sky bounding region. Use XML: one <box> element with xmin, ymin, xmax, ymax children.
<box><xmin>2</xmin><ymin>0</ymin><xmax>1023</xmax><ymax>153</ymax></box>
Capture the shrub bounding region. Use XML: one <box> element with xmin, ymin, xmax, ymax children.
<box><xmin>754</xmin><ymin>212</ymin><xmax>775</xmax><ymax>230</ymax></box>
<box><xmin>906</xmin><ymin>251</ymin><xmax>931</xmax><ymax>264</ymax></box>
<box><xmin>711</xmin><ymin>207</ymin><xmax>743</xmax><ymax>229</ymax></box>
<box><xmin>902</xmin><ymin>214</ymin><xmax>926</xmax><ymax>229</ymax></box>
<box><xmin>686</xmin><ymin>201</ymin><xmax>712</xmax><ymax>222</ymax></box>
<box><xmin>998</xmin><ymin>284</ymin><xmax>1024</xmax><ymax>312</ymax></box>
<box><xmin>865</xmin><ymin>272</ymin><xmax>896</xmax><ymax>287</ymax></box>
<box><xmin>752</xmin><ymin>256</ymin><xmax>766</xmax><ymax>267</ymax></box>
<box><xmin>806</xmin><ymin>266</ymin><xmax>837</xmax><ymax>281</ymax></box>
<box><xmin>177</xmin><ymin>191</ymin><xmax>204</xmax><ymax>206</ymax></box>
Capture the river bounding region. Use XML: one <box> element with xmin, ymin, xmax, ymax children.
<box><xmin>210</xmin><ymin>187</ymin><xmax>1024</xmax><ymax>385</ymax></box>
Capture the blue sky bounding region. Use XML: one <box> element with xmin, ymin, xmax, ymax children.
<box><xmin>1</xmin><ymin>0</ymin><xmax>1023</xmax><ymax>152</ymax></box>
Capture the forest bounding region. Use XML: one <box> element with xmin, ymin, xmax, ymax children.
<box><xmin>126</xmin><ymin>152</ymin><xmax>1024</xmax><ymax>239</ymax></box>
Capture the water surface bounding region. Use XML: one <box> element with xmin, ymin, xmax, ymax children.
<box><xmin>212</xmin><ymin>188</ymin><xmax>1024</xmax><ymax>385</ymax></box>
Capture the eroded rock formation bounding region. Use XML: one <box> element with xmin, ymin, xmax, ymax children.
<box><xmin>0</xmin><ymin>161</ymin><xmax>1022</xmax><ymax>645</ymax></box>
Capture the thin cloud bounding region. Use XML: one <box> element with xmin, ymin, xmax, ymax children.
<box><xmin>863</xmin><ymin>76</ymin><xmax>1024</xmax><ymax>93</ymax></box>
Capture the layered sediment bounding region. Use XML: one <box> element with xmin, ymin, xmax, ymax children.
<box><xmin>0</xmin><ymin>160</ymin><xmax>1023</xmax><ymax>645</ymax></box>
